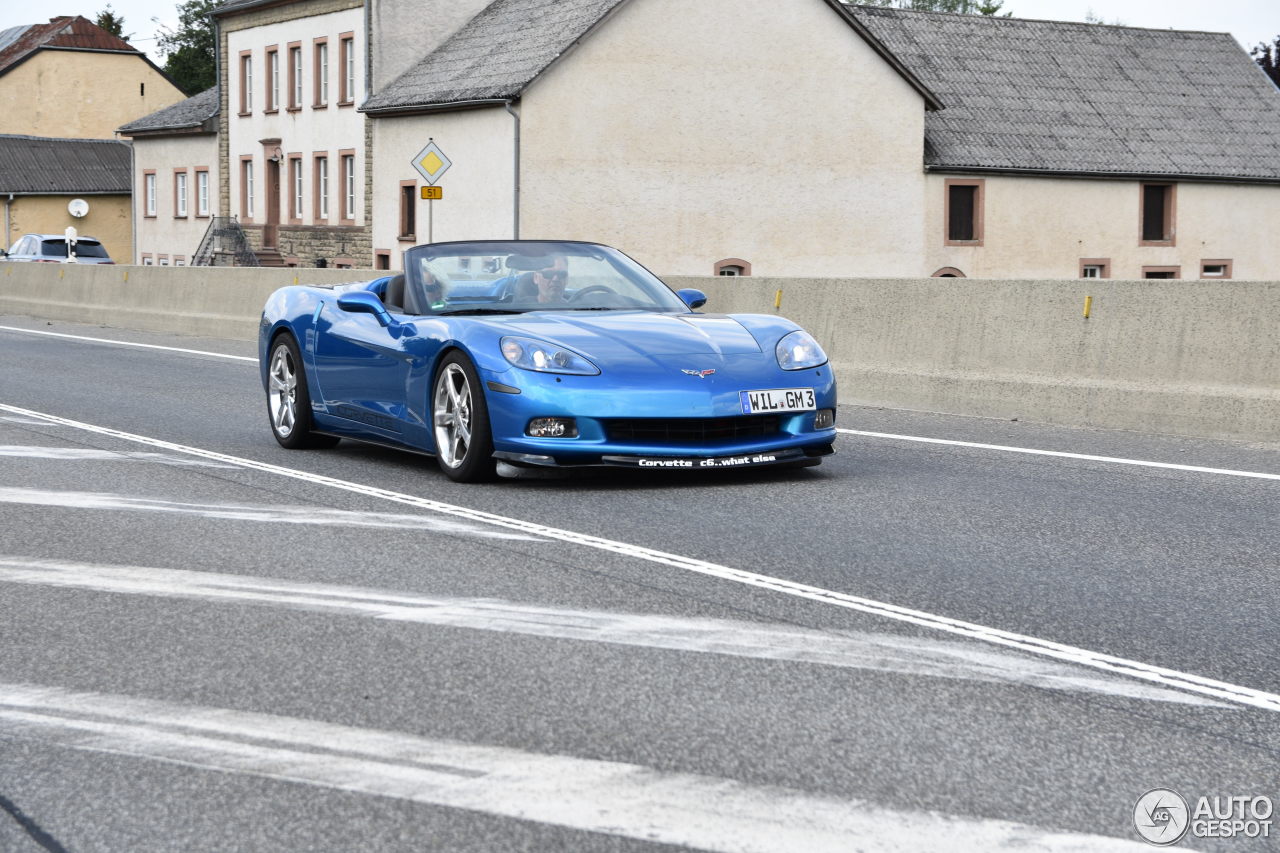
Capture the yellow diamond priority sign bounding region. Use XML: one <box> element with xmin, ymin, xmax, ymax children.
<box><xmin>412</xmin><ymin>141</ymin><xmax>452</xmax><ymax>186</ymax></box>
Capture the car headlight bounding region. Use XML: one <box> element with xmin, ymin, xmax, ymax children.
<box><xmin>776</xmin><ymin>330</ymin><xmax>828</xmax><ymax>370</ymax></box>
<box><xmin>500</xmin><ymin>336</ymin><xmax>600</xmax><ymax>375</ymax></box>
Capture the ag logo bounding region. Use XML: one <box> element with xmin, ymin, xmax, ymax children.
<box><xmin>1134</xmin><ymin>789</ymin><xmax>1190</xmax><ymax>846</ymax></box>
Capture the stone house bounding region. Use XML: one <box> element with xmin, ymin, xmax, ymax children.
<box><xmin>211</xmin><ymin>0</ymin><xmax>372</xmax><ymax>268</ymax></box>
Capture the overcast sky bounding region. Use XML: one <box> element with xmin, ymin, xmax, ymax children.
<box><xmin>4</xmin><ymin>0</ymin><xmax>1277</xmax><ymax>62</ymax></box>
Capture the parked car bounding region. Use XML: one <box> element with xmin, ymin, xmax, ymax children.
<box><xmin>2</xmin><ymin>234</ymin><xmax>114</xmax><ymax>264</ymax></box>
<box><xmin>259</xmin><ymin>240</ymin><xmax>838</xmax><ymax>482</ymax></box>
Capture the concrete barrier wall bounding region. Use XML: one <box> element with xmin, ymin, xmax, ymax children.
<box><xmin>3</xmin><ymin>262</ymin><xmax>1277</xmax><ymax>443</ymax></box>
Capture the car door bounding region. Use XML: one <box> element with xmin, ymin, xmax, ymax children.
<box><xmin>310</xmin><ymin>297</ymin><xmax>415</xmax><ymax>440</ymax></box>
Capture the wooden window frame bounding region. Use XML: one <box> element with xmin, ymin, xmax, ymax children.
<box><xmin>398</xmin><ymin>180</ymin><xmax>417</xmax><ymax>242</ymax></box>
<box><xmin>287</xmin><ymin>42</ymin><xmax>302</xmax><ymax>112</ymax></box>
<box><xmin>313</xmin><ymin>153</ymin><xmax>330</xmax><ymax>222</ymax></box>
<box><xmin>240</xmin><ymin>155</ymin><xmax>255</xmax><ymax>222</ymax></box>
<box><xmin>173</xmin><ymin>169</ymin><xmax>189</xmax><ymax>218</ymax></box>
<box><xmin>1139</xmin><ymin>182</ymin><xmax>1176</xmax><ymax>246</ymax></box>
<box><xmin>143</xmin><ymin>170</ymin><xmax>157</xmax><ymax>218</ymax></box>
<box><xmin>338</xmin><ymin>33</ymin><xmax>355</xmax><ymax>106</ymax></box>
<box><xmin>312</xmin><ymin>38</ymin><xmax>329</xmax><ymax>108</ymax></box>
<box><xmin>195</xmin><ymin>168</ymin><xmax>210</xmax><ymax>218</ymax></box>
<box><xmin>287</xmin><ymin>154</ymin><xmax>303</xmax><ymax>224</ymax></box>
<box><xmin>339</xmin><ymin>150</ymin><xmax>356</xmax><ymax>224</ymax></box>
<box><xmin>1079</xmin><ymin>258</ymin><xmax>1111</xmax><ymax>279</ymax></box>
<box><xmin>238</xmin><ymin>51</ymin><xmax>253</xmax><ymax>115</ymax></box>
<box><xmin>944</xmin><ymin>178</ymin><xmax>985</xmax><ymax>246</ymax></box>
<box><xmin>264</xmin><ymin>46</ymin><xmax>279</xmax><ymax>113</ymax></box>
<box><xmin>1142</xmin><ymin>266</ymin><xmax>1181</xmax><ymax>279</ymax></box>
<box><xmin>1199</xmin><ymin>259</ymin><xmax>1233</xmax><ymax>279</ymax></box>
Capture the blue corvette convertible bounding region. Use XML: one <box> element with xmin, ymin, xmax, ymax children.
<box><xmin>259</xmin><ymin>240</ymin><xmax>836</xmax><ymax>481</ymax></box>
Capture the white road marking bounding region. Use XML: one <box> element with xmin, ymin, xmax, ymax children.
<box><xmin>0</xmin><ymin>557</ymin><xmax>1222</xmax><ymax>708</ymax></box>
<box><xmin>838</xmin><ymin>428</ymin><xmax>1280</xmax><ymax>481</ymax></box>
<box><xmin>0</xmin><ymin>682</ymin><xmax>1152</xmax><ymax>852</ymax></box>
<box><xmin>0</xmin><ymin>488</ymin><xmax>540</xmax><ymax>540</ymax></box>
<box><xmin>0</xmin><ymin>445</ymin><xmax>237</xmax><ymax>467</ymax></box>
<box><xmin>0</xmin><ymin>324</ymin><xmax>255</xmax><ymax>362</ymax></box>
<box><xmin>2</xmin><ymin>402</ymin><xmax>1276</xmax><ymax>714</ymax></box>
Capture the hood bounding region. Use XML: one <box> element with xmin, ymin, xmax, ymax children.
<box><xmin>483</xmin><ymin>312</ymin><xmax>764</xmax><ymax>360</ymax></box>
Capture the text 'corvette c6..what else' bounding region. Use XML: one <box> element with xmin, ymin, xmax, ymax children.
<box><xmin>258</xmin><ymin>240</ymin><xmax>837</xmax><ymax>482</ymax></box>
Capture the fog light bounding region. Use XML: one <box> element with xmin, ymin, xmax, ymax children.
<box><xmin>814</xmin><ymin>409</ymin><xmax>835</xmax><ymax>429</ymax></box>
<box><xmin>527</xmin><ymin>417</ymin><xmax>578</xmax><ymax>438</ymax></box>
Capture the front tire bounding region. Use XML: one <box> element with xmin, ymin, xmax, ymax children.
<box><xmin>432</xmin><ymin>352</ymin><xmax>497</xmax><ymax>482</ymax></box>
<box><xmin>266</xmin><ymin>334</ymin><xmax>339</xmax><ymax>449</ymax></box>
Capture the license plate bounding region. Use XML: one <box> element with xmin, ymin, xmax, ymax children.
<box><xmin>740</xmin><ymin>388</ymin><xmax>816</xmax><ymax>414</ymax></box>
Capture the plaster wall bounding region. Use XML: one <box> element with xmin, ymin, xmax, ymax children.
<box><xmin>225</xmin><ymin>7</ymin><xmax>366</xmax><ymax>229</ymax></box>
<box><xmin>925</xmin><ymin>173</ymin><xmax>1280</xmax><ymax>280</ymax></box>
<box><xmin>132</xmin><ymin>134</ymin><xmax>220</xmax><ymax>264</ymax></box>
<box><xmin>371</xmin><ymin>108</ymin><xmax>516</xmax><ymax>269</ymax></box>
<box><xmin>4</xmin><ymin>195</ymin><xmax>131</xmax><ymax>262</ymax></box>
<box><xmin>0</xmin><ymin>51</ymin><xmax>183</xmax><ymax>139</ymax></box>
<box><xmin>518</xmin><ymin>0</ymin><xmax>928</xmax><ymax>277</ymax></box>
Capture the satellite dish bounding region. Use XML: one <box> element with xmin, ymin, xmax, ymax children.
<box><xmin>68</xmin><ymin>198</ymin><xmax>89</xmax><ymax>218</ymax></box>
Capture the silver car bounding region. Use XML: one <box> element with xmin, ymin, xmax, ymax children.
<box><xmin>2</xmin><ymin>234</ymin><xmax>115</xmax><ymax>264</ymax></box>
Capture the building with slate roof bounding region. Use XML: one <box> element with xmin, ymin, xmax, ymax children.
<box><xmin>146</xmin><ymin>0</ymin><xmax>1280</xmax><ymax>277</ymax></box>
<box><xmin>0</xmin><ymin>134</ymin><xmax>132</xmax><ymax>260</ymax></box>
<box><xmin>845</xmin><ymin>5</ymin><xmax>1280</xmax><ymax>279</ymax></box>
<box><xmin>0</xmin><ymin>16</ymin><xmax>185</xmax><ymax>140</ymax></box>
<box><xmin>357</xmin><ymin>0</ymin><xmax>1280</xmax><ymax>278</ymax></box>
<box><xmin>118</xmin><ymin>89</ymin><xmax>220</xmax><ymax>265</ymax></box>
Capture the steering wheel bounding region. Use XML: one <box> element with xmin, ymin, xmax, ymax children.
<box><xmin>569</xmin><ymin>285</ymin><xmax>617</xmax><ymax>302</ymax></box>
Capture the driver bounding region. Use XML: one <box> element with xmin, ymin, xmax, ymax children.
<box><xmin>515</xmin><ymin>255</ymin><xmax>569</xmax><ymax>303</ymax></box>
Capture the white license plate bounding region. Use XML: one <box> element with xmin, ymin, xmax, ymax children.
<box><xmin>740</xmin><ymin>388</ymin><xmax>816</xmax><ymax>414</ymax></box>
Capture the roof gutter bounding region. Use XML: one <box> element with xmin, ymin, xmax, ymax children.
<box><xmin>923</xmin><ymin>164</ymin><xmax>1280</xmax><ymax>185</ymax></box>
<box><xmin>358</xmin><ymin>98</ymin><xmax>511</xmax><ymax>117</ymax></box>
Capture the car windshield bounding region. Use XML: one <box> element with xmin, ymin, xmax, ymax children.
<box><xmin>401</xmin><ymin>241</ymin><xmax>689</xmax><ymax>316</ymax></box>
<box><xmin>40</xmin><ymin>239</ymin><xmax>108</xmax><ymax>259</ymax></box>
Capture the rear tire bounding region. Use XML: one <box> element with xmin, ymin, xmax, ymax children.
<box><xmin>432</xmin><ymin>352</ymin><xmax>497</xmax><ymax>482</ymax></box>
<box><xmin>266</xmin><ymin>334</ymin><xmax>340</xmax><ymax>449</ymax></box>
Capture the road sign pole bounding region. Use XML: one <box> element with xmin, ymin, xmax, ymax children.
<box><xmin>428</xmin><ymin>199</ymin><xmax>434</xmax><ymax>243</ymax></box>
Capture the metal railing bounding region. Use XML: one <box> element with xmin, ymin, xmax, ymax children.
<box><xmin>191</xmin><ymin>217</ymin><xmax>261</xmax><ymax>267</ymax></box>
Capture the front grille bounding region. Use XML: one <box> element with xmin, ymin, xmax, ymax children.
<box><xmin>604</xmin><ymin>415</ymin><xmax>782</xmax><ymax>443</ymax></box>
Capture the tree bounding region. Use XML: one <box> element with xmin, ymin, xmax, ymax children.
<box><xmin>156</xmin><ymin>0</ymin><xmax>218</xmax><ymax>96</ymax></box>
<box><xmin>865</xmin><ymin>0</ymin><xmax>1012</xmax><ymax>14</ymax></box>
<box><xmin>94</xmin><ymin>5</ymin><xmax>131</xmax><ymax>40</ymax></box>
<box><xmin>1254</xmin><ymin>37</ymin><xmax>1280</xmax><ymax>87</ymax></box>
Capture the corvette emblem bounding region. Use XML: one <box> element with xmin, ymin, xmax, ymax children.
<box><xmin>681</xmin><ymin>369</ymin><xmax>716</xmax><ymax>378</ymax></box>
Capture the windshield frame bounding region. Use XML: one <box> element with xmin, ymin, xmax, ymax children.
<box><xmin>400</xmin><ymin>240</ymin><xmax>689</xmax><ymax>317</ymax></box>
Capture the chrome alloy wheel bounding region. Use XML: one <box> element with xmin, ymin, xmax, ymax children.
<box><xmin>433</xmin><ymin>362</ymin><xmax>474</xmax><ymax>468</ymax></box>
<box><xmin>268</xmin><ymin>344</ymin><xmax>298</xmax><ymax>438</ymax></box>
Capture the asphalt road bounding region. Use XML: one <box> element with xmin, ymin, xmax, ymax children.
<box><xmin>1</xmin><ymin>314</ymin><xmax>1278</xmax><ymax>852</ymax></box>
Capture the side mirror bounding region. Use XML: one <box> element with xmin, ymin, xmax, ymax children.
<box><xmin>677</xmin><ymin>288</ymin><xmax>707</xmax><ymax>310</ymax></box>
<box><xmin>337</xmin><ymin>291</ymin><xmax>394</xmax><ymax>327</ymax></box>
